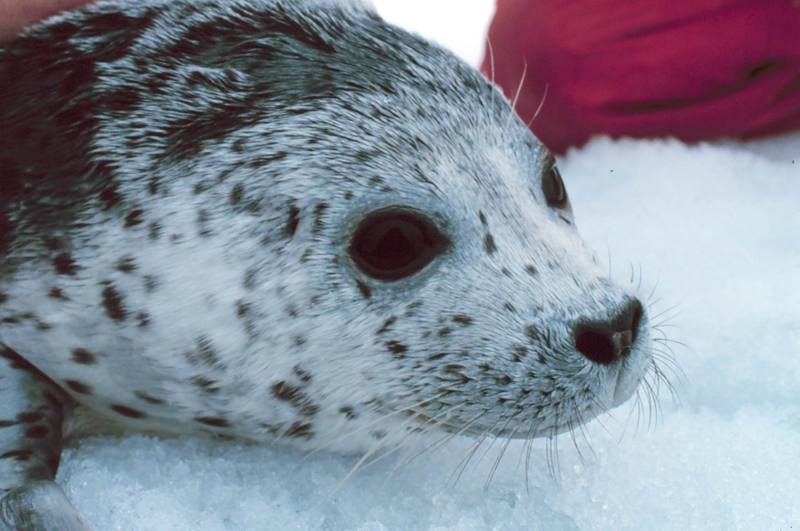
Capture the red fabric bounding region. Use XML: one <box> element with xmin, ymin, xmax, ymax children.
<box><xmin>482</xmin><ymin>0</ymin><xmax>800</xmax><ymax>153</ymax></box>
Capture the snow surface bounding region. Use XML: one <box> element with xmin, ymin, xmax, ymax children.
<box><xmin>56</xmin><ymin>3</ymin><xmax>800</xmax><ymax>530</ymax></box>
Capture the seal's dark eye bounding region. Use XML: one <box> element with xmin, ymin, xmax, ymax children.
<box><xmin>542</xmin><ymin>159</ymin><xmax>568</xmax><ymax>209</ymax></box>
<box><xmin>350</xmin><ymin>209</ymin><xmax>449</xmax><ymax>281</ymax></box>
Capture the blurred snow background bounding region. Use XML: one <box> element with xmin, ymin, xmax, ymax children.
<box><xmin>57</xmin><ymin>1</ymin><xmax>800</xmax><ymax>530</ymax></box>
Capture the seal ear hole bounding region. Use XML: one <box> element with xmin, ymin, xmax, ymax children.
<box><xmin>542</xmin><ymin>156</ymin><xmax>569</xmax><ymax>210</ymax></box>
<box><xmin>349</xmin><ymin>208</ymin><xmax>449</xmax><ymax>281</ymax></box>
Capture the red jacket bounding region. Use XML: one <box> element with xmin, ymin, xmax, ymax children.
<box><xmin>482</xmin><ymin>0</ymin><xmax>800</xmax><ymax>153</ymax></box>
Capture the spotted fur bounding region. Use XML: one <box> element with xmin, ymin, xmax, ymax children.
<box><xmin>0</xmin><ymin>0</ymin><xmax>654</xmax><ymax>526</ymax></box>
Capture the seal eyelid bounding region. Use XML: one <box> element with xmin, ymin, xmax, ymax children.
<box><xmin>349</xmin><ymin>207</ymin><xmax>450</xmax><ymax>281</ymax></box>
<box><xmin>541</xmin><ymin>154</ymin><xmax>569</xmax><ymax>210</ymax></box>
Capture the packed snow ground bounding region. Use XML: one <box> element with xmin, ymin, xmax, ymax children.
<box><xmin>57</xmin><ymin>3</ymin><xmax>800</xmax><ymax>530</ymax></box>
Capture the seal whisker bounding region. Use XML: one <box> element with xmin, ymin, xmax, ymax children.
<box><xmin>525</xmin><ymin>83</ymin><xmax>550</xmax><ymax>129</ymax></box>
<box><xmin>386</xmin><ymin>408</ymin><xmax>488</xmax><ymax>481</ymax></box>
<box><xmin>449</xmin><ymin>414</ymin><xmax>505</xmax><ymax>487</ymax></box>
<box><xmin>372</xmin><ymin>399</ymin><xmax>470</xmax><ymax>465</ymax></box>
<box><xmin>301</xmin><ymin>391</ymin><xmax>450</xmax><ymax>461</ymax></box>
<box><xmin>345</xmin><ymin>399</ymin><xmax>473</xmax><ymax>485</ymax></box>
<box><xmin>485</xmin><ymin>421</ymin><xmax>520</xmax><ymax>488</ymax></box>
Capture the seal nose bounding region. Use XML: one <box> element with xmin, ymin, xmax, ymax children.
<box><xmin>574</xmin><ymin>298</ymin><xmax>643</xmax><ymax>365</ymax></box>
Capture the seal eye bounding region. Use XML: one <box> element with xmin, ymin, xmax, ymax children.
<box><xmin>350</xmin><ymin>209</ymin><xmax>449</xmax><ymax>281</ymax></box>
<box><xmin>542</xmin><ymin>159</ymin><xmax>568</xmax><ymax>209</ymax></box>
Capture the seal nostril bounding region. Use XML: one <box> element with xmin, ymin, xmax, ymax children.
<box><xmin>574</xmin><ymin>298</ymin><xmax>644</xmax><ymax>365</ymax></box>
<box><xmin>575</xmin><ymin>328</ymin><xmax>616</xmax><ymax>364</ymax></box>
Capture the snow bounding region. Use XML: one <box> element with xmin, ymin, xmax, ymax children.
<box><xmin>56</xmin><ymin>3</ymin><xmax>800</xmax><ymax>530</ymax></box>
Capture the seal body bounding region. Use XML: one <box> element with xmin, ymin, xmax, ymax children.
<box><xmin>0</xmin><ymin>0</ymin><xmax>653</xmax><ymax>527</ymax></box>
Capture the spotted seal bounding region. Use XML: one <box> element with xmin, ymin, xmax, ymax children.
<box><xmin>0</xmin><ymin>0</ymin><xmax>656</xmax><ymax>528</ymax></box>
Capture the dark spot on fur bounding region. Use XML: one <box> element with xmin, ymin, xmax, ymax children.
<box><xmin>143</xmin><ymin>275</ymin><xmax>158</xmax><ymax>292</ymax></box>
<box><xmin>191</xmin><ymin>376</ymin><xmax>220</xmax><ymax>394</ymax></box>
<box><xmin>147</xmin><ymin>178</ymin><xmax>159</xmax><ymax>195</ymax></box>
<box><xmin>356</xmin><ymin>280</ymin><xmax>372</xmax><ymax>299</ymax></box>
<box><xmin>525</xmin><ymin>265</ymin><xmax>538</xmax><ymax>276</ymax></box>
<box><xmin>504</xmin><ymin>302</ymin><xmax>516</xmax><ymax>313</ymax></box>
<box><xmin>124</xmin><ymin>209</ymin><xmax>145</xmax><ymax>228</ymax></box>
<box><xmin>195</xmin><ymin>416</ymin><xmax>230</xmax><ymax>428</ymax></box>
<box><xmin>272</xmin><ymin>381</ymin><xmax>299</xmax><ymax>402</ymax></box>
<box><xmin>525</xmin><ymin>325</ymin><xmax>541</xmax><ymax>342</ymax></box>
<box><xmin>111</xmin><ymin>404</ymin><xmax>147</xmax><ymax>418</ymax></box>
<box><xmin>484</xmin><ymin>234</ymin><xmax>497</xmax><ymax>255</ymax></box>
<box><xmin>236</xmin><ymin>300</ymin><xmax>250</xmax><ymax>318</ymax></box>
<box><xmin>496</xmin><ymin>375</ymin><xmax>513</xmax><ymax>385</ymax></box>
<box><xmin>193</xmin><ymin>181</ymin><xmax>209</xmax><ymax>195</ymax></box>
<box><xmin>428</xmin><ymin>352</ymin><xmax>447</xmax><ymax>361</ymax></box>
<box><xmin>65</xmin><ymin>379</ymin><xmax>92</xmax><ymax>395</ymax></box>
<box><xmin>185</xmin><ymin>336</ymin><xmax>224</xmax><ymax>368</ymax></box>
<box><xmin>0</xmin><ymin>291</ymin><xmax>7</xmax><ymax>305</ymax></box>
<box><xmin>293</xmin><ymin>366</ymin><xmax>312</xmax><ymax>383</ymax></box>
<box><xmin>405</xmin><ymin>301</ymin><xmax>423</xmax><ymax>317</ymax></box>
<box><xmin>376</xmin><ymin>316</ymin><xmax>396</xmax><ymax>334</ymax></box>
<box><xmin>438</xmin><ymin>327</ymin><xmax>452</xmax><ymax>337</ymax></box>
<box><xmin>478</xmin><ymin>211</ymin><xmax>487</xmax><ymax>225</ymax></box>
<box><xmin>53</xmin><ymin>253</ymin><xmax>77</xmax><ymax>275</ymax></box>
<box><xmin>70</xmin><ymin>348</ymin><xmax>97</xmax><ymax>365</ymax></box>
<box><xmin>230</xmin><ymin>183</ymin><xmax>244</xmax><ymax>205</ymax></box>
<box><xmin>116</xmin><ymin>256</ymin><xmax>136</xmax><ymax>273</ymax></box>
<box><xmin>286</xmin><ymin>205</ymin><xmax>300</xmax><ymax>237</ymax></box>
<box><xmin>386</xmin><ymin>341</ymin><xmax>408</xmax><ymax>356</ymax></box>
<box><xmin>136</xmin><ymin>311</ymin><xmax>151</xmax><ymax>328</ymax></box>
<box><xmin>48</xmin><ymin>287</ymin><xmax>69</xmax><ymax>300</ymax></box>
<box><xmin>102</xmin><ymin>284</ymin><xmax>127</xmax><ymax>321</ymax></box>
<box><xmin>148</xmin><ymin>222</ymin><xmax>162</xmax><ymax>240</ymax></box>
<box><xmin>512</xmin><ymin>344</ymin><xmax>528</xmax><ymax>362</ymax></box>
<box><xmin>312</xmin><ymin>203</ymin><xmax>329</xmax><ymax>235</ymax></box>
<box><xmin>243</xmin><ymin>268</ymin><xmax>257</xmax><ymax>289</ymax></box>
<box><xmin>339</xmin><ymin>406</ymin><xmax>357</xmax><ymax>420</ymax></box>
<box><xmin>285</xmin><ymin>421</ymin><xmax>313</xmax><ymax>439</ymax></box>
<box><xmin>452</xmin><ymin>315</ymin><xmax>473</xmax><ymax>326</ymax></box>
<box><xmin>100</xmin><ymin>186</ymin><xmax>122</xmax><ymax>210</ymax></box>
<box><xmin>135</xmin><ymin>391</ymin><xmax>165</xmax><ymax>405</ymax></box>
<box><xmin>197</xmin><ymin>209</ymin><xmax>211</xmax><ymax>237</ymax></box>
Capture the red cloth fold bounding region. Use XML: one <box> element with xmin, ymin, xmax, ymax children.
<box><xmin>482</xmin><ymin>0</ymin><xmax>800</xmax><ymax>153</ymax></box>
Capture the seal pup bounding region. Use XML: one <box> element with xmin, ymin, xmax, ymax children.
<box><xmin>0</xmin><ymin>0</ymin><xmax>655</xmax><ymax>528</ymax></box>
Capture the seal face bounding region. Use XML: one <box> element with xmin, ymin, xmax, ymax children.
<box><xmin>0</xmin><ymin>0</ymin><xmax>653</xmax><ymax>464</ymax></box>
